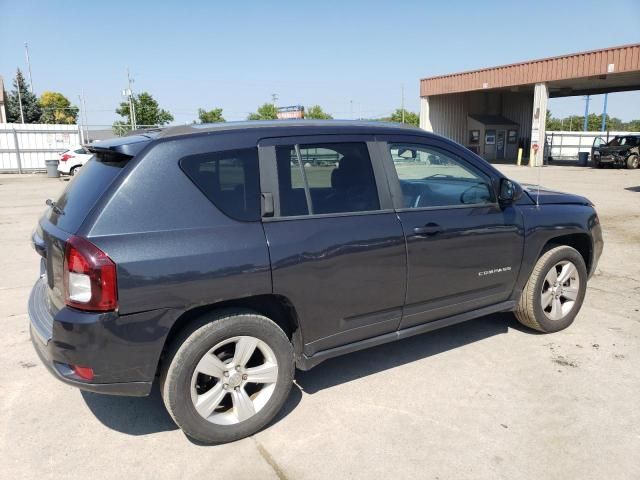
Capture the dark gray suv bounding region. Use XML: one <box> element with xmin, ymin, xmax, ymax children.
<box><xmin>29</xmin><ymin>121</ymin><xmax>603</xmax><ymax>443</ymax></box>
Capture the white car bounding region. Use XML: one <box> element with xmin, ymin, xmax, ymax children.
<box><xmin>57</xmin><ymin>146</ymin><xmax>93</xmax><ymax>176</ymax></box>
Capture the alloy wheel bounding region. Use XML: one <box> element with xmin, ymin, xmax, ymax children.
<box><xmin>190</xmin><ymin>336</ymin><xmax>278</xmax><ymax>425</ymax></box>
<box><xmin>540</xmin><ymin>260</ymin><xmax>580</xmax><ymax>321</ymax></box>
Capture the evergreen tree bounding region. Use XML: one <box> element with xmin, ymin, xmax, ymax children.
<box><xmin>6</xmin><ymin>69</ymin><xmax>41</xmax><ymax>123</ymax></box>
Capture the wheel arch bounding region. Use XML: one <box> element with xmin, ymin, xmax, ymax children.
<box><xmin>155</xmin><ymin>294</ymin><xmax>302</xmax><ymax>378</ymax></box>
<box><xmin>540</xmin><ymin>232</ymin><xmax>593</xmax><ymax>274</ymax></box>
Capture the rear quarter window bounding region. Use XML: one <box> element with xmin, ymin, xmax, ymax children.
<box><xmin>179</xmin><ymin>147</ymin><xmax>260</xmax><ymax>221</ymax></box>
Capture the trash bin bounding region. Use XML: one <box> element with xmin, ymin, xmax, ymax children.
<box><xmin>578</xmin><ymin>152</ymin><xmax>589</xmax><ymax>167</ymax></box>
<box><xmin>45</xmin><ymin>159</ymin><xmax>60</xmax><ymax>178</ymax></box>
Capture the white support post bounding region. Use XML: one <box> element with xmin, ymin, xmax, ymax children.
<box><xmin>529</xmin><ymin>83</ymin><xmax>548</xmax><ymax>167</ymax></box>
<box><xmin>420</xmin><ymin>96</ymin><xmax>433</xmax><ymax>132</ymax></box>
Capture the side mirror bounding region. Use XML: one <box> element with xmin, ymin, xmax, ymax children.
<box><xmin>499</xmin><ymin>178</ymin><xmax>523</xmax><ymax>205</ymax></box>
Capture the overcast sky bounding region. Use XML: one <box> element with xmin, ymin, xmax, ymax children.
<box><xmin>1</xmin><ymin>0</ymin><xmax>639</xmax><ymax>126</ymax></box>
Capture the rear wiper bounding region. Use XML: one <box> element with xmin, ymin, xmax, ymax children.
<box><xmin>45</xmin><ymin>198</ymin><xmax>65</xmax><ymax>215</ymax></box>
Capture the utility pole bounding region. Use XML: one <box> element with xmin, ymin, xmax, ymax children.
<box><xmin>79</xmin><ymin>91</ymin><xmax>89</xmax><ymax>143</ymax></box>
<box><xmin>601</xmin><ymin>93</ymin><xmax>608</xmax><ymax>132</ymax></box>
<box><xmin>24</xmin><ymin>42</ymin><xmax>34</xmax><ymax>93</ymax></box>
<box><xmin>126</xmin><ymin>68</ymin><xmax>137</xmax><ymax>130</ymax></box>
<box><xmin>16</xmin><ymin>71</ymin><xmax>25</xmax><ymax>123</ymax></box>
<box><xmin>349</xmin><ymin>100</ymin><xmax>353</xmax><ymax>120</ymax></box>
<box><xmin>78</xmin><ymin>94</ymin><xmax>84</xmax><ymax>144</ymax></box>
<box><xmin>583</xmin><ymin>95</ymin><xmax>590</xmax><ymax>131</ymax></box>
<box><xmin>401</xmin><ymin>84</ymin><xmax>405</xmax><ymax>123</ymax></box>
<box><xmin>271</xmin><ymin>93</ymin><xmax>278</xmax><ymax>107</ymax></box>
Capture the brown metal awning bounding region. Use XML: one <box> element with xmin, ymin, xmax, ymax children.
<box><xmin>420</xmin><ymin>44</ymin><xmax>640</xmax><ymax>98</ymax></box>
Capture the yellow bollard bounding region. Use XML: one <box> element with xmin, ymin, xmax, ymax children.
<box><xmin>517</xmin><ymin>148</ymin><xmax>523</xmax><ymax>166</ymax></box>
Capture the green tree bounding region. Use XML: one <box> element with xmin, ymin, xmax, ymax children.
<box><xmin>247</xmin><ymin>103</ymin><xmax>278</xmax><ymax>120</ymax></box>
<box><xmin>39</xmin><ymin>91</ymin><xmax>78</xmax><ymax>124</ymax></box>
<box><xmin>305</xmin><ymin>105</ymin><xmax>332</xmax><ymax>119</ymax></box>
<box><xmin>388</xmin><ymin>108</ymin><xmax>419</xmax><ymax>127</ymax></box>
<box><xmin>6</xmin><ymin>69</ymin><xmax>41</xmax><ymax>123</ymax></box>
<box><xmin>546</xmin><ymin>110</ymin><xmax>634</xmax><ymax>132</ymax></box>
<box><xmin>197</xmin><ymin>107</ymin><xmax>225</xmax><ymax>123</ymax></box>
<box><xmin>625</xmin><ymin>119</ymin><xmax>640</xmax><ymax>131</ymax></box>
<box><xmin>114</xmin><ymin>92</ymin><xmax>173</xmax><ymax>134</ymax></box>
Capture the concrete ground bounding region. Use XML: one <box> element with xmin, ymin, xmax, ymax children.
<box><xmin>1</xmin><ymin>166</ymin><xmax>638</xmax><ymax>480</ymax></box>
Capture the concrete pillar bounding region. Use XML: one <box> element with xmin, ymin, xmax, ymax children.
<box><xmin>420</xmin><ymin>96</ymin><xmax>433</xmax><ymax>132</ymax></box>
<box><xmin>529</xmin><ymin>83</ymin><xmax>548</xmax><ymax>166</ymax></box>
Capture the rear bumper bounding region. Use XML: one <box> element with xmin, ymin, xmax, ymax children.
<box><xmin>28</xmin><ymin>277</ymin><xmax>177</xmax><ymax>397</ymax></box>
<box><xmin>30</xmin><ymin>326</ymin><xmax>152</xmax><ymax>396</ymax></box>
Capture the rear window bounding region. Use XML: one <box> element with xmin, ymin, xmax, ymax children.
<box><xmin>180</xmin><ymin>148</ymin><xmax>261</xmax><ymax>221</ymax></box>
<box><xmin>46</xmin><ymin>152</ymin><xmax>128</xmax><ymax>233</ymax></box>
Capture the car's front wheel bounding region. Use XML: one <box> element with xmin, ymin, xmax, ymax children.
<box><xmin>514</xmin><ymin>245</ymin><xmax>588</xmax><ymax>333</ymax></box>
<box><xmin>160</xmin><ymin>309</ymin><xmax>294</xmax><ymax>444</ymax></box>
<box><xmin>626</xmin><ymin>154</ymin><xmax>639</xmax><ymax>169</ymax></box>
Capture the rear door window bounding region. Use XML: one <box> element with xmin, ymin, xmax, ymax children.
<box><xmin>180</xmin><ymin>148</ymin><xmax>260</xmax><ymax>221</ymax></box>
<box><xmin>275</xmin><ymin>142</ymin><xmax>380</xmax><ymax>216</ymax></box>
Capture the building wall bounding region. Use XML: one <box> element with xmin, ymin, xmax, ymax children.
<box><xmin>501</xmin><ymin>92</ymin><xmax>533</xmax><ymax>146</ymax></box>
<box><xmin>420</xmin><ymin>93</ymin><xmax>467</xmax><ymax>144</ymax></box>
<box><xmin>0</xmin><ymin>76</ymin><xmax>7</xmax><ymax>123</ymax></box>
<box><xmin>421</xmin><ymin>90</ymin><xmax>534</xmax><ymax>160</ymax></box>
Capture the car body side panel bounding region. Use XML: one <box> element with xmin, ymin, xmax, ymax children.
<box><xmin>511</xmin><ymin>203</ymin><xmax>603</xmax><ymax>297</ymax></box>
<box><xmin>84</xmin><ymin>135</ymin><xmax>272</xmax><ymax>316</ymax></box>
<box><xmin>264</xmin><ymin>213</ymin><xmax>407</xmax><ymax>356</ymax></box>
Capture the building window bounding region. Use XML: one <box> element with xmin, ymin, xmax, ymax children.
<box><xmin>469</xmin><ymin>130</ymin><xmax>480</xmax><ymax>144</ymax></box>
<box><xmin>507</xmin><ymin>130</ymin><xmax>518</xmax><ymax>144</ymax></box>
<box><xmin>485</xmin><ymin>130</ymin><xmax>496</xmax><ymax>145</ymax></box>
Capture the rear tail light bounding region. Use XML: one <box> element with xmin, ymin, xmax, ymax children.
<box><xmin>60</xmin><ymin>153</ymin><xmax>74</xmax><ymax>162</ymax></box>
<box><xmin>63</xmin><ymin>236</ymin><xmax>118</xmax><ymax>311</ymax></box>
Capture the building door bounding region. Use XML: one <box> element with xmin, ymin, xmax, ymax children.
<box><xmin>496</xmin><ymin>130</ymin><xmax>506</xmax><ymax>160</ymax></box>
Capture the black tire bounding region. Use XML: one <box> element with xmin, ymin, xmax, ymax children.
<box><xmin>593</xmin><ymin>159</ymin><xmax>602</xmax><ymax>169</ymax></box>
<box><xmin>514</xmin><ymin>245</ymin><xmax>588</xmax><ymax>333</ymax></box>
<box><xmin>160</xmin><ymin>309</ymin><xmax>294</xmax><ymax>444</ymax></box>
<box><xmin>70</xmin><ymin>165</ymin><xmax>81</xmax><ymax>176</ymax></box>
<box><xmin>626</xmin><ymin>154</ymin><xmax>639</xmax><ymax>170</ymax></box>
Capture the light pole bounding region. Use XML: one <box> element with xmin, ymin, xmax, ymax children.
<box><xmin>16</xmin><ymin>71</ymin><xmax>25</xmax><ymax>123</ymax></box>
<box><xmin>24</xmin><ymin>42</ymin><xmax>34</xmax><ymax>93</ymax></box>
<box><xmin>401</xmin><ymin>84</ymin><xmax>405</xmax><ymax>123</ymax></box>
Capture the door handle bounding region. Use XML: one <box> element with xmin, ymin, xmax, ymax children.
<box><xmin>413</xmin><ymin>223</ymin><xmax>442</xmax><ymax>236</ymax></box>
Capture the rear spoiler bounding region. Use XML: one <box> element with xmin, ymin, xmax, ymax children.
<box><xmin>85</xmin><ymin>131</ymin><xmax>160</xmax><ymax>158</ymax></box>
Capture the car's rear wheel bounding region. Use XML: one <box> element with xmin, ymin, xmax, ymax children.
<box><xmin>70</xmin><ymin>165</ymin><xmax>81</xmax><ymax>176</ymax></box>
<box><xmin>626</xmin><ymin>154</ymin><xmax>639</xmax><ymax>169</ymax></box>
<box><xmin>160</xmin><ymin>309</ymin><xmax>294</xmax><ymax>444</ymax></box>
<box><xmin>514</xmin><ymin>245</ymin><xmax>587</xmax><ymax>333</ymax></box>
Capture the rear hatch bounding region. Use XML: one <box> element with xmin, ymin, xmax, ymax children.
<box><xmin>32</xmin><ymin>133</ymin><xmax>157</xmax><ymax>313</ymax></box>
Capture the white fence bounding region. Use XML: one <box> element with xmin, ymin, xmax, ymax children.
<box><xmin>0</xmin><ymin>123</ymin><xmax>81</xmax><ymax>172</ymax></box>
<box><xmin>545</xmin><ymin>130</ymin><xmax>640</xmax><ymax>161</ymax></box>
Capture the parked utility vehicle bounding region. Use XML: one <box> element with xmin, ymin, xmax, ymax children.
<box><xmin>29</xmin><ymin>121</ymin><xmax>603</xmax><ymax>443</ymax></box>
